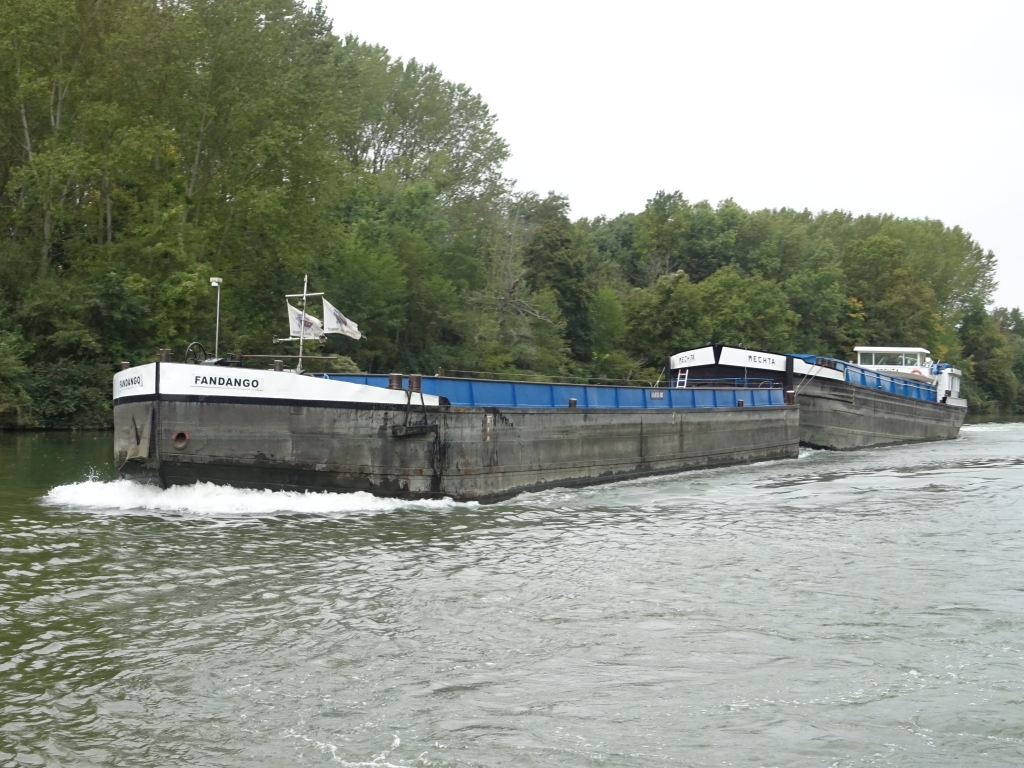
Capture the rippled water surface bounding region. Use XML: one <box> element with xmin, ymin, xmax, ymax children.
<box><xmin>2</xmin><ymin>425</ymin><xmax>1024</xmax><ymax>766</ymax></box>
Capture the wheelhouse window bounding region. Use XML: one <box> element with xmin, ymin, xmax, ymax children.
<box><xmin>857</xmin><ymin>350</ymin><xmax>928</xmax><ymax>366</ymax></box>
<box><xmin>874</xmin><ymin>353</ymin><xmax>902</xmax><ymax>365</ymax></box>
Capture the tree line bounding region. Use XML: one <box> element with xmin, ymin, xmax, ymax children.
<box><xmin>1</xmin><ymin>0</ymin><xmax>1021</xmax><ymax>428</ymax></box>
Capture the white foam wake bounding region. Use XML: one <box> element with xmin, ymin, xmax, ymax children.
<box><xmin>42</xmin><ymin>479</ymin><xmax>473</xmax><ymax>517</ymax></box>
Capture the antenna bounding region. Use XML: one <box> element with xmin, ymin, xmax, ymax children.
<box><xmin>209</xmin><ymin>277</ymin><xmax>223</xmax><ymax>358</ymax></box>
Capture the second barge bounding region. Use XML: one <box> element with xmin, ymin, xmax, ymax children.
<box><xmin>668</xmin><ymin>345</ymin><xmax>967</xmax><ymax>450</ymax></box>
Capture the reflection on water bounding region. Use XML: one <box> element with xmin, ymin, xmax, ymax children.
<box><xmin>2</xmin><ymin>425</ymin><xmax>1024</xmax><ymax>766</ymax></box>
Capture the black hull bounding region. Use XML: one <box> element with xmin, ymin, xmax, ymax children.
<box><xmin>113</xmin><ymin>397</ymin><xmax>800</xmax><ymax>503</ymax></box>
<box><xmin>795</xmin><ymin>377</ymin><xmax>965</xmax><ymax>450</ymax></box>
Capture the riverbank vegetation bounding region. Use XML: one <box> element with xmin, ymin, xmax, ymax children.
<box><xmin>2</xmin><ymin>0</ymin><xmax>1021</xmax><ymax>428</ymax></box>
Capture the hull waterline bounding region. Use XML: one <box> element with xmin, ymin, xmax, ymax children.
<box><xmin>114</xmin><ymin>397</ymin><xmax>800</xmax><ymax>502</ymax></box>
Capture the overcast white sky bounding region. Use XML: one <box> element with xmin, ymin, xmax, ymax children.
<box><xmin>325</xmin><ymin>0</ymin><xmax>1024</xmax><ymax>309</ymax></box>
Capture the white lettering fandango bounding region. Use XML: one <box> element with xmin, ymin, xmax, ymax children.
<box><xmin>193</xmin><ymin>375</ymin><xmax>261</xmax><ymax>390</ymax></box>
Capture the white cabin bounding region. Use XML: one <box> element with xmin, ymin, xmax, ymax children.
<box><xmin>854</xmin><ymin>346</ymin><xmax>931</xmax><ymax>374</ymax></box>
<box><xmin>853</xmin><ymin>346</ymin><xmax>963</xmax><ymax>404</ymax></box>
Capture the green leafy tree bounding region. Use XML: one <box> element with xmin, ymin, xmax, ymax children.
<box><xmin>625</xmin><ymin>271</ymin><xmax>709</xmax><ymax>368</ymax></box>
<box><xmin>522</xmin><ymin>195</ymin><xmax>595</xmax><ymax>362</ymax></box>
<box><xmin>958</xmin><ymin>298</ymin><xmax>1018</xmax><ymax>411</ymax></box>
<box><xmin>339</xmin><ymin>38</ymin><xmax>509</xmax><ymax>202</ymax></box>
<box><xmin>698</xmin><ymin>266</ymin><xmax>798</xmax><ymax>351</ymax></box>
<box><xmin>839</xmin><ymin>235</ymin><xmax>940</xmax><ymax>348</ymax></box>
<box><xmin>0</xmin><ymin>328</ymin><xmax>31</xmax><ymax>427</ymax></box>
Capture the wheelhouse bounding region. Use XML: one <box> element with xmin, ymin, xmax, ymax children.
<box><xmin>854</xmin><ymin>347</ymin><xmax>931</xmax><ymax>368</ymax></box>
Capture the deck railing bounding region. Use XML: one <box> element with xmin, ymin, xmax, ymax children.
<box><xmin>326</xmin><ymin>374</ymin><xmax>786</xmax><ymax>409</ymax></box>
<box><xmin>843</xmin><ymin>367</ymin><xmax>937</xmax><ymax>402</ymax></box>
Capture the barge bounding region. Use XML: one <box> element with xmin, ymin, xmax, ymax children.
<box><xmin>113</xmin><ymin>362</ymin><xmax>799</xmax><ymax>502</ymax></box>
<box><xmin>668</xmin><ymin>345</ymin><xmax>967</xmax><ymax>450</ymax></box>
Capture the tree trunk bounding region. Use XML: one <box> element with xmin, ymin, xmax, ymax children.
<box><xmin>20</xmin><ymin>103</ymin><xmax>33</xmax><ymax>161</ymax></box>
<box><xmin>105</xmin><ymin>178</ymin><xmax>112</xmax><ymax>243</ymax></box>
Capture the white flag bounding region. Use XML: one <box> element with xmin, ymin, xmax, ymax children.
<box><xmin>322</xmin><ymin>298</ymin><xmax>362</xmax><ymax>340</ymax></box>
<box><xmin>287</xmin><ymin>302</ymin><xmax>324</xmax><ymax>340</ymax></box>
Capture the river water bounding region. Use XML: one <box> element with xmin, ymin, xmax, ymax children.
<box><xmin>1</xmin><ymin>425</ymin><xmax>1023</xmax><ymax>767</ymax></box>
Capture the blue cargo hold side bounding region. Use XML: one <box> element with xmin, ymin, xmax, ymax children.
<box><xmin>585</xmin><ymin>386</ymin><xmax>618</xmax><ymax>408</ymax></box>
<box><xmin>792</xmin><ymin>354</ymin><xmax>938</xmax><ymax>403</ymax></box>
<box><xmin>324</xmin><ymin>375</ymin><xmax>785</xmax><ymax>409</ymax></box>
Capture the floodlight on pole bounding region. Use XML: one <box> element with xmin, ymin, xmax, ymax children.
<box><xmin>210</xmin><ymin>277</ymin><xmax>223</xmax><ymax>358</ymax></box>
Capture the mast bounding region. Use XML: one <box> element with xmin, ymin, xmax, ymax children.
<box><xmin>280</xmin><ymin>275</ymin><xmax>324</xmax><ymax>373</ymax></box>
<box><xmin>298</xmin><ymin>273</ymin><xmax>308</xmax><ymax>373</ymax></box>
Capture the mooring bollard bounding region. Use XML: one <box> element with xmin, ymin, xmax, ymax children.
<box><xmin>159</xmin><ymin>348</ymin><xmax>171</xmax><ymax>363</ymax></box>
<box><xmin>120</xmin><ymin>361</ymin><xmax>131</xmax><ymax>371</ymax></box>
<box><xmin>409</xmin><ymin>374</ymin><xmax>422</xmax><ymax>393</ymax></box>
<box><xmin>388</xmin><ymin>373</ymin><xmax>404</xmax><ymax>390</ymax></box>
<box><xmin>274</xmin><ymin>359</ymin><xmax>284</xmax><ymax>372</ymax></box>
<box><xmin>568</xmin><ymin>398</ymin><xmax>578</xmax><ymax>408</ymax></box>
